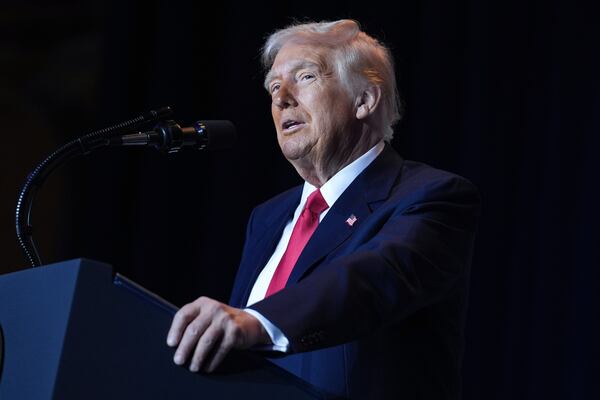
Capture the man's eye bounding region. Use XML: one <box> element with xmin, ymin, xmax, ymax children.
<box><xmin>300</xmin><ymin>73</ymin><xmax>315</xmax><ymax>81</ymax></box>
<box><xmin>270</xmin><ymin>83</ymin><xmax>280</xmax><ymax>93</ymax></box>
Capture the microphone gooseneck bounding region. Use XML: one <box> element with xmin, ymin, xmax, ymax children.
<box><xmin>15</xmin><ymin>107</ymin><xmax>236</xmax><ymax>268</ymax></box>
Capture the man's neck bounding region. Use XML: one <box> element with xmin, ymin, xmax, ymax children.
<box><xmin>293</xmin><ymin>134</ymin><xmax>383</xmax><ymax>187</ymax></box>
<box><xmin>301</xmin><ymin>141</ymin><xmax>385</xmax><ymax>210</ymax></box>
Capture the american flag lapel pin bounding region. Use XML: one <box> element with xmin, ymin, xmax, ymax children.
<box><xmin>345</xmin><ymin>214</ymin><xmax>358</xmax><ymax>227</ymax></box>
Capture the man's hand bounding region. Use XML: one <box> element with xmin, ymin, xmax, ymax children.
<box><xmin>166</xmin><ymin>296</ymin><xmax>271</xmax><ymax>372</ymax></box>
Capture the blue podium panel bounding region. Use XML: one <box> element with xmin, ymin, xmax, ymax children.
<box><xmin>0</xmin><ymin>259</ymin><xmax>327</xmax><ymax>399</ymax></box>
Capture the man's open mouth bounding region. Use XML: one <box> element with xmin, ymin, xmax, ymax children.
<box><xmin>282</xmin><ymin>120</ymin><xmax>305</xmax><ymax>133</ymax></box>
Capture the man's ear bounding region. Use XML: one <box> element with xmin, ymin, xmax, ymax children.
<box><xmin>355</xmin><ymin>85</ymin><xmax>382</xmax><ymax>120</ymax></box>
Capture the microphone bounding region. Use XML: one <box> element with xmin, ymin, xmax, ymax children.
<box><xmin>113</xmin><ymin>120</ymin><xmax>237</xmax><ymax>153</ymax></box>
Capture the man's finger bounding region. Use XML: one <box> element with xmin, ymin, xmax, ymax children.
<box><xmin>167</xmin><ymin>304</ymin><xmax>200</xmax><ymax>347</ymax></box>
<box><xmin>205</xmin><ymin>329</ymin><xmax>237</xmax><ymax>372</ymax></box>
<box><xmin>174</xmin><ymin>317</ymin><xmax>210</xmax><ymax>366</ymax></box>
<box><xmin>189</xmin><ymin>324</ymin><xmax>223</xmax><ymax>372</ymax></box>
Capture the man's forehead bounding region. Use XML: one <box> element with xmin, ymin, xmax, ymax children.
<box><xmin>265</xmin><ymin>45</ymin><xmax>329</xmax><ymax>84</ymax></box>
<box><xmin>269</xmin><ymin>59</ymin><xmax>319</xmax><ymax>75</ymax></box>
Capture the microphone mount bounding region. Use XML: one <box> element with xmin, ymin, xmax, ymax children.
<box><xmin>113</xmin><ymin>119</ymin><xmax>236</xmax><ymax>153</ymax></box>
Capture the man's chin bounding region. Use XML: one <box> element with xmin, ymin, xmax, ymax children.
<box><xmin>279</xmin><ymin>140</ymin><xmax>313</xmax><ymax>161</ymax></box>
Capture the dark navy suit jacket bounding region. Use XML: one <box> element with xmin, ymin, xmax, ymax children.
<box><xmin>229</xmin><ymin>145</ymin><xmax>480</xmax><ymax>399</ymax></box>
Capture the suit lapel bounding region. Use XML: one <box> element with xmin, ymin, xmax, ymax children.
<box><xmin>286</xmin><ymin>145</ymin><xmax>404</xmax><ymax>285</ymax></box>
<box><xmin>237</xmin><ymin>187</ymin><xmax>301</xmax><ymax>306</ymax></box>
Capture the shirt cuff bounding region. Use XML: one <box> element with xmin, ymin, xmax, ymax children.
<box><xmin>243</xmin><ymin>308</ymin><xmax>290</xmax><ymax>352</ymax></box>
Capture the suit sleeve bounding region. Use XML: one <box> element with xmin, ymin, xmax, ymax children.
<box><xmin>248</xmin><ymin>175</ymin><xmax>481</xmax><ymax>353</ymax></box>
<box><xmin>228</xmin><ymin>207</ymin><xmax>258</xmax><ymax>308</ymax></box>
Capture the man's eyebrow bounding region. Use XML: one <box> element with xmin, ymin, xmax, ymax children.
<box><xmin>264</xmin><ymin>60</ymin><xmax>321</xmax><ymax>89</ymax></box>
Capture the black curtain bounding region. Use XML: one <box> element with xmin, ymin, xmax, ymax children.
<box><xmin>1</xmin><ymin>1</ymin><xmax>597</xmax><ymax>398</ymax></box>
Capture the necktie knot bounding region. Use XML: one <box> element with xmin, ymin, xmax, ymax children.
<box><xmin>305</xmin><ymin>189</ymin><xmax>329</xmax><ymax>216</ymax></box>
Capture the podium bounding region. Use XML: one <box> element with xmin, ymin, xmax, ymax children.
<box><xmin>0</xmin><ymin>259</ymin><xmax>327</xmax><ymax>399</ymax></box>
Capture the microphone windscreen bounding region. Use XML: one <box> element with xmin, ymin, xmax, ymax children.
<box><xmin>199</xmin><ymin>120</ymin><xmax>237</xmax><ymax>150</ymax></box>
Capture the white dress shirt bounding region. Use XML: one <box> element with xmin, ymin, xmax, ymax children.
<box><xmin>244</xmin><ymin>141</ymin><xmax>385</xmax><ymax>351</ymax></box>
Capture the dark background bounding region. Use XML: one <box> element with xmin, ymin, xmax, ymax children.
<box><xmin>1</xmin><ymin>1</ymin><xmax>597</xmax><ymax>398</ymax></box>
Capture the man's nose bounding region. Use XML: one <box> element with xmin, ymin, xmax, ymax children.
<box><xmin>273</xmin><ymin>85</ymin><xmax>298</xmax><ymax>109</ymax></box>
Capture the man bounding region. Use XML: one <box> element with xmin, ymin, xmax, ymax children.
<box><xmin>167</xmin><ymin>20</ymin><xmax>480</xmax><ymax>399</ymax></box>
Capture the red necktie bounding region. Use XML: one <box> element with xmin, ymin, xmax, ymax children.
<box><xmin>265</xmin><ymin>189</ymin><xmax>329</xmax><ymax>297</ymax></box>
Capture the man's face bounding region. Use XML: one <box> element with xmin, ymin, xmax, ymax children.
<box><xmin>266</xmin><ymin>43</ymin><xmax>359</xmax><ymax>171</ymax></box>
